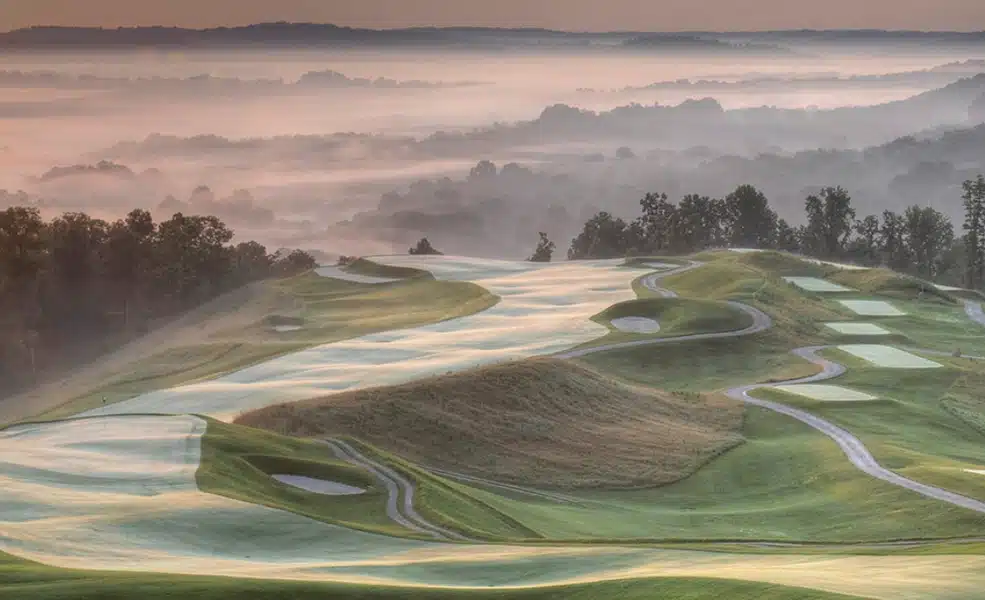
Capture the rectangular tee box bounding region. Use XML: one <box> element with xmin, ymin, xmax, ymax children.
<box><xmin>825</xmin><ymin>322</ymin><xmax>891</xmax><ymax>335</ymax></box>
<box><xmin>783</xmin><ymin>277</ymin><xmax>854</xmax><ymax>292</ymax></box>
<box><xmin>837</xmin><ymin>300</ymin><xmax>906</xmax><ymax>316</ymax></box>
<box><xmin>772</xmin><ymin>384</ymin><xmax>876</xmax><ymax>402</ymax></box>
<box><xmin>837</xmin><ymin>344</ymin><xmax>942</xmax><ymax>369</ymax></box>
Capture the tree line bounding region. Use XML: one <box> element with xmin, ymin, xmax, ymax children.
<box><xmin>0</xmin><ymin>207</ymin><xmax>316</xmax><ymax>394</ymax></box>
<box><xmin>560</xmin><ymin>177</ymin><xmax>985</xmax><ymax>289</ymax></box>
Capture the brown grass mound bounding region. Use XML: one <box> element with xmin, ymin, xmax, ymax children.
<box><xmin>236</xmin><ymin>358</ymin><xmax>744</xmax><ymax>489</ymax></box>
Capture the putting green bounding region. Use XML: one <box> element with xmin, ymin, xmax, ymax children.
<box><xmin>824</xmin><ymin>323</ymin><xmax>891</xmax><ymax>335</ymax></box>
<box><xmin>837</xmin><ymin>300</ymin><xmax>906</xmax><ymax>317</ymax></box>
<box><xmin>771</xmin><ymin>384</ymin><xmax>877</xmax><ymax>402</ymax></box>
<box><xmin>783</xmin><ymin>277</ymin><xmax>854</xmax><ymax>293</ymax></box>
<box><xmin>837</xmin><ymin>344</ymin><xmax>942</xmax><ymax>369</ymax></box>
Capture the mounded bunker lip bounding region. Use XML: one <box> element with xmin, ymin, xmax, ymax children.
<box><xmin>772</xmin><ymin>384</ymin><xmax>877</xmax><ymax>402</ymax></box>
<box><xmin>837</xmin><ymin>344</ymin><xmax>943</xmax><ymax>369</ymax></box>
<box><xmin>610</xmin><ymin>316</ymin><xmax>661</xmax><ymax>334</ymax></box>
<box><xmin>783</xmin><ymin>276</ymin><xmax>854</xmax><ymax>293</ymax></box>
<box><xmin>824</xmin><ymin>322</ymin><xmax>891</xmax><ymax>336</ymax></box>
<box><xmin>271</xmin><ymin>474</ymin><xmax>366</xmax><ymax>496</ymax></box>
<box><xmin>837</xmin><ymin>299</ymin><xmax>906</xmax><ymax>317</ymax></box>
<box><xmin>313</xmin><ymin>265</ymin><xmax>400</xmax><ymax>284</ymax></box>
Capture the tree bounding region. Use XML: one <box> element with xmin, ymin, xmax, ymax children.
<box><xmin>848</xmin><ymin>215</ymin><xmax>881</xmax><ymax>266</ymax></box>
<box><xmin>568</xmin><ymin>212</ymin><xmax>631</xmax><ymax>259</ymax></box>
<box><xmin>409</xmin><ymin>238</ymin><xmax>443</xmax><ymax>255</ymax></box>
<box><xmin>637</xmin><ymin>192</ymin><xmax>677</xmax><ymax>253</ymax></box>
<box><xmin>273</xmin><ymin>249</ymin><xmax>318</xmax><ymax>275</ymax></box>
<box><xmin>231</xmin><ymin>241</ymin><xmax>273</xmax><ymax>283</ymax></box>
<box><xmin>670</xmin><ymin>195</ymin><xmax>726</xmax><ymax>252</ymax></box>
<box><xmin>724</xmin><ymin>184</ymin><xmax>777</xmax><ymax>249</ymax></box>
<box><xmin>904</xmin><ymin>205</ymin><xmax>954</xmax><ymax>279</ymax></box>
<box><xmin>963</xmin><ymin>175</ymin><xmax>985</xmax><ymax>288</ymax></box>
<box><xmin>775</xmin><ymin>218</ymin><xmax>799</xmax><ymax>252</ymax></box>
<box><xmin>615</xmin><ymin>146</ymin><xmax>636</xmax><ymax>160</ymax></box>
<box><xmin>103</xmin><ymin>209</ymin><xmax>156</xmax><ymax>327</ymax></box>
<box><xmin>880</xmin><ymin>210</ymin><xmax>909</xmax><ymax>272</ymax></box>
<box><xmin>528</xmin><ymin>232</ymin><xmax>556</xmax><ymax>262</ymax></box>
<box><xmin>152</xmin><ymin>213</ymin><xmax>234</xmax><ymax>307</ymax></box>
<box><xmin>802</xmin><ymin>186</ymin><xmax>856</xmax><ymax>258</ymax></box>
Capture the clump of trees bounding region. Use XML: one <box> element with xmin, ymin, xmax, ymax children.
<box><xmin>528</xmin><ymin>232</ymin><xmax>556</xmax><ymax>262</ymax></box>
<box><xmin>0</xmin><ymin>207</ymin><xmax>316</xmax><ymax>394</ymax></box>
<box><xmin>409</xmin><ymin>238</ymin><xmax>443</xmax><ymax>255</ymax></box>
<box><xmin>567</xmin><ymin>178</ymin><xmax>985</xmax><ymax>289</ymax></box>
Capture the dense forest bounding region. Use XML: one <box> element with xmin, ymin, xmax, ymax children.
<box><xmin>564</xmin><ymin>175</ymin><xmax>985</xmax><ymax>289</ymax></box>
<box><xmin>0</xmin><ymin>207</ymin><xmax>316</xmax><ymax>394</ymax></box>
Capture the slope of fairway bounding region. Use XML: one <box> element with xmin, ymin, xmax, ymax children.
<box><xmin>238</xmin><ymin>358</ymin><xmax>743</xmax><ymax>489</ymax></box>
<box><xmin>829</xmin><ymin>268</ymin><xmax>956</xmax><ymax>303</ymax></box>
<box><xmin>77</xmin><ymin>256</ymin><xmax>641</xmax><ymax>422</ymax></box>
<box><xmin>425</xmin><ymin>407</ymin><xmax>985</xmax><ymax>542</ymax></box>
<box><xmin>586</xmin><ymin>297</ymin><xmax>753</xmax><ymax>345</ymax></box>
<box><xmin>7</xmin><ymin>270</ymin><xmax>496</xmax><ymax>424</ymax></box>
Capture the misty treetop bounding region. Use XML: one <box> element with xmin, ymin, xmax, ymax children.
<box><xmin>567</xmin><ymin>181</ymin><xmax>977</xmax><ymax>288</ymax></box>
<box><xmin>0</xmin><ymin>206</ymin><xmax>316</xmax><ymax>394</ymax></box>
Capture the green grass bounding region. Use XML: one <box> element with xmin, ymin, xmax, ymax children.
<box><xmin>0</xmin><ymin>550</ymin><xmax>870</xmax><ymax>600</ymax></box>
<box><xmin>39</xmin><ymin>269</ymin><xmax>498</xmax><ymax>419</ymax></box>
<box><xmin>197</xmin><ymin>419</ymin><xmax>417</xmax><ymax>537</ymax></box>
<box><xmin>581</xmin><ymin>297</ymin><xmax>752</xmax><ymax>347</ymax></box>
<box><xmin>344</xmin><ymin>257</ymin><xmax>432</xmax><ymax>280</ymax></box>
<box><xmin>389</xmin><ymin>408</ymin><xmax>985</xmax><ymax>543</ymax></box>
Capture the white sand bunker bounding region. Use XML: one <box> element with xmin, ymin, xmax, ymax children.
<box><xmin>966</xmin><ymin>469</ymin><xmax>985</xmax><ymax>476</ymax></box>
<box><xmin>838</xmin><ymin>344</ymin><xmax>942</xmax><ymax>369</ymax></box>
<box><xmin>83</xmin><ymin>255</ymin><xmax>639</xmax><ymax>421</ymax></box>
<box><xmin>935</xmin><ymin>283</ymin><xmax>965</xmax><ymax>291</ymax></box>
<box><xmin>825</xmin><ymin>322</ymin><xmax>891</xmax><ymax>336</ymax></box>
<box><xmin>838</xmin><ymin>300</ymin><xmax>906</xmax><ymax>316</ymax></box>
<box><xmin>272</xmin><ymin>474</ymin><xmax>365</xmax><ymax>496</ymax></box>
<box><xmin>610</xmin><ymin>316</ymin><xmax>661</xmax><ymax>334</ymax></box>
<box><xmin>804</xmin><ymin>258</ymin><xmax>869</xmax><ymax>271</ymax></box>
<box><xmin>783</xmin><ymin>277</ymin><xmax>854</xmax><ymax>293</ymax></box>
<box><xmin>729</xmin><ymin>248</ymin><xmax>762</xmax><ymax>253</ymax></box>
<box><xmin>313</xmin><ymin>266</ymin><xmax>400</xmax><ymax>284</ymax></box>
<box><xmin>272</xmin><ymin>325</ymin><xmax>303</xmax><ymax>333</ymax></box>
<box><xmin>773</xmin><ymin>384</ymin><xmax>876</xmax><ymax>402</ymax></box>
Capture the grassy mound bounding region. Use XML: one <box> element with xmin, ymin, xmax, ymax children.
<box><xmin>345</xmin><ymin>257</ymin><xmax>432</xmax><ymax>280</ymax></box>
<box><xmin>237</xmin><ymin>358</ymin><xmax>744</xmax><ymax>489</ymax></box>
<box><xmin>596</xmin><ymin>297</ymin><xmax>751</xmax><ymax>336</ymax></box>
<box><xmin>21</xmin><ymin>273</ymin><xmax>497</xmax><ymax>422</ymax></box>
<box><xmin>829</xmin><ymin>268</ymin><xmax>956</xmax><ymax>303</ymax></box>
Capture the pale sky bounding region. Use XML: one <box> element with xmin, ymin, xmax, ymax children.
<box><xmin>3</xmin><ymin>0</ymin><xmax>985</xmax><ymax>32</ymax></box>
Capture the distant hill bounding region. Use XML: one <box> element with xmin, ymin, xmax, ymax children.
<box><xmin>1</xmin><ymin>23</ymin><xmax>984</xmax><ymax>50</ymax></box>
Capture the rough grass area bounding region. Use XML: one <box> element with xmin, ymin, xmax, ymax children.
<box><xmin>345</xmin><ymin>257</ymin><xmax>432</xmax><ymax>280</ymax></box>
<box><xmin>591</xmin><ymin>297</ymin><xmax>752</xmax><ymax>339</ymax></box>
<box><xmin>461</xmin><ymin>407</ymin><xmax>985</xmax><ymax>542</ymax></box>
<box><xmin>828</xmin><ymin>268</ymin><xmax>957</xmax><ymax>304</ymax></box>
<box><xmin>197</xmin><ymin>419</ymin><xmax>416</xmax><ymax>536</ymax></box>
<box><xmin>581</xmin><ymin>335</ymin><xmax>821</xmax><ymax>392</ymax></box>
<box><xmin>25</xmin><ymin>273</ymin><xmax>497</xmax><ymax>422</ymax></box>
<box><xmin>0</xmin><ymin>550</ymin><xmax>872</xmax><ymax>600</ymax></box>
<box><xmin>237</xmin><ymin>358</ymin><xmax>743</xmax><ymax>489</ymax></box>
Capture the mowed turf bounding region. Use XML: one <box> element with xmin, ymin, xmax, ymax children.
<box><xmin>21</xmin><ymin>270</ymin><xmax>497</xmax><ymax>422</ymax></box>
<box><xmin>0</xmin><ymin>551</ymin><xmax>885</xmax><ymax>600</ymax></box>
<box><xmin>237</xmin><ymin>358</ymin><xmax>744</xmax><ymax>489</ymax></box>
<box><xmin>581</xmin><ymin>296</ymin><xmax>753</xmax><ymax>347</ymax></box>
<box><xmin>439</xmin><ymin>407</ymin><xmax>985</xmax><ymax>542</ymax></box>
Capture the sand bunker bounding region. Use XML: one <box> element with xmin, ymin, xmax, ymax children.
<box><xmin>825</xmin><ymin>322</ymin><xmax>891</xmax><ymax>336</ymax></box>
<box><xmin>82</xmin><ymin>256</ymin><xmax>640</xmax><ymax>421</ymax></box>
<box><xmin>804</xmin><ymin>258</ymin><xmax>869</xmax><ymax>271</ymax></box>
<box><xmin>935</xmin><ymin>283</ymin><xmax>965</xmax><ymax>291</ymax></box>
<box><xmin>838</xmin><ymin>344</ymin><xmax>942</xmax><ymax>369</ymax></box>
<box><xmin>643</xmin><ymin>262</ymin><xmax>678</xmax><ymax>270</ymax></box>
<box><xmin>313</xmin><ymin>266</ymin><xmax>400</xmax><ymax>284</ymax></box>
<box><xmin>272</xmin><ymin>474</ymin><xmax>365</xmax><ymax>496</ymax></box>
<box><xmin>272</xmin><ymin>325</ymin><xmax>303</xmax><ymax>333</ymax></box>
<box><xmin>783</xmin><ymin>277</ymin><xmax>854</xmax><ymax>293</ymax></box>
<box><xmin>966</xmin><ymin>469</ymin><xmax>985</xmax><ymax>476</ymax></box>
<box><xmin>610</xmin><ymin>316</ymin><xmax>661</xmax><ymax>334</ymax></box>
<box><xmin>772</xmin><ymin>384</ymin><xmax>876</xmax><ymax>402</ymax></box>
<box><xmin>838</xmin><ymin>300</ymin><xmax>906</xmax><ymax>316</ymax></box>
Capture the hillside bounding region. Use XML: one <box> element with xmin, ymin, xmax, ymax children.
<box><xmin>237</xmin><ymin>358</ymin><xmax>744</xmax><ymax>489</ymax></box>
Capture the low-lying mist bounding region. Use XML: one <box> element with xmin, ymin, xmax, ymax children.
<box><xmin>3</xmin><ymin>45</ymin><xmax>985</xmax><ymax>258</ymax></box>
